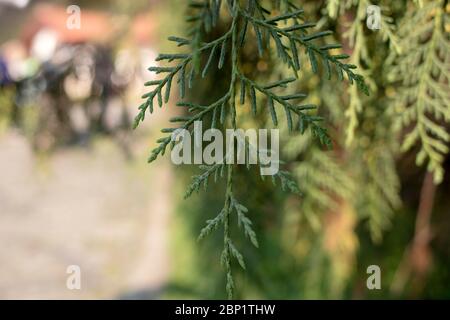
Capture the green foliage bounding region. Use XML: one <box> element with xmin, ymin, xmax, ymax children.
<box><xmin>319</xmin><ymin>0</ymin><xmax>405</xmax><ymax>242</ymax></box>
<box><xmin>134</xmin><ymin>0</ymin><xmax>368</xmax><ymax>298</ymax></box>
<box><xmin>327</xmin><ymin>0</ymin><xmax>450</xmax><ymax>185</ymax></box>
<box><xmin>389</xmin><ymin>0</ymin><xmax>450</xmax><ymax>184</ymax></box>
<box><xmin>160</xmin><ymin>0</ymin><xmax>450</xmax><ymax>300</ymax></box>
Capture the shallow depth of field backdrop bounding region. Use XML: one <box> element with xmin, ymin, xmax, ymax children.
<box><xmin>0</xmin><ymin>0</ymin><xmax>449</xmax><ymax>299</ymax></box>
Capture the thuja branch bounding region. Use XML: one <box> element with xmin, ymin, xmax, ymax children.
<box><xmin>147</xmin><ymin>93</ymin><xmax>230</xmax><ymax>163</ymax></box>
<box><xmin>240</xmin><ymin>8</ymin><xmax>369</xmax><ymax>95</ymax></box>
<box><xmin>238</xmin><ymin>73</ymin><xmax>331</xmax><ymax>146</ymax></box>
<box><xmin>134</xmin><ymin>32</ymin><xmax>234</xmax><ymax>128</ymax></box>
<box><xmin>134</xmin><ymin>0</ymin><xmax>369</xmax><ymax>298</ymax></box>
<box><xmin>222</xmin><ymin>165</ymin><xmax>236</xmax><ymax>299</ymax></box>
<box><xmin>391</xmin><ymin>1</ymin><xmax>450</xmax><ymax>183</ymax></box>
<box><xmin>195</xmin><ymin>5</ymin><xmax>250</xmax><ymax>299</ymax></box>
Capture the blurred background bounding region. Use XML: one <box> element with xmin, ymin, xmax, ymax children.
<box><xmin>0</xmin><ymin>0</ymin><xmax>449</xmax><ymax>299</ymax></box>
<box><xmin>0</xmin><ymin>0</ymin><xmax>178</xmax><ymax>299</ymax></box>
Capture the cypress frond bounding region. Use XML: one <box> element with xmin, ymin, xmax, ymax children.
<box><xmin>390</xmin><ymin>0</ymin><xmax>450</xmax><ymax>184</ymax></box>
<box><xmin>134</xmin><ymin>0</ymin><xmax>369</xmax><ymax>298</ymax></box>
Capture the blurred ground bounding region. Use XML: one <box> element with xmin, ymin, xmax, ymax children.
<box><xmin>0</xmin><ymin>128</ymin><xmax>173</xmax><ymax>299</ymax></box>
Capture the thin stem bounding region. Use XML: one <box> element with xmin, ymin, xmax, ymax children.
<box><xmin>224</xmin><ymin>164</ymin><xmax>234</xmax><ymax>299</ymax></box>
<box><xmin>224</xmin><ymin>1</ymin><xmax>239</xmax><ymax>299</ymax></box>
